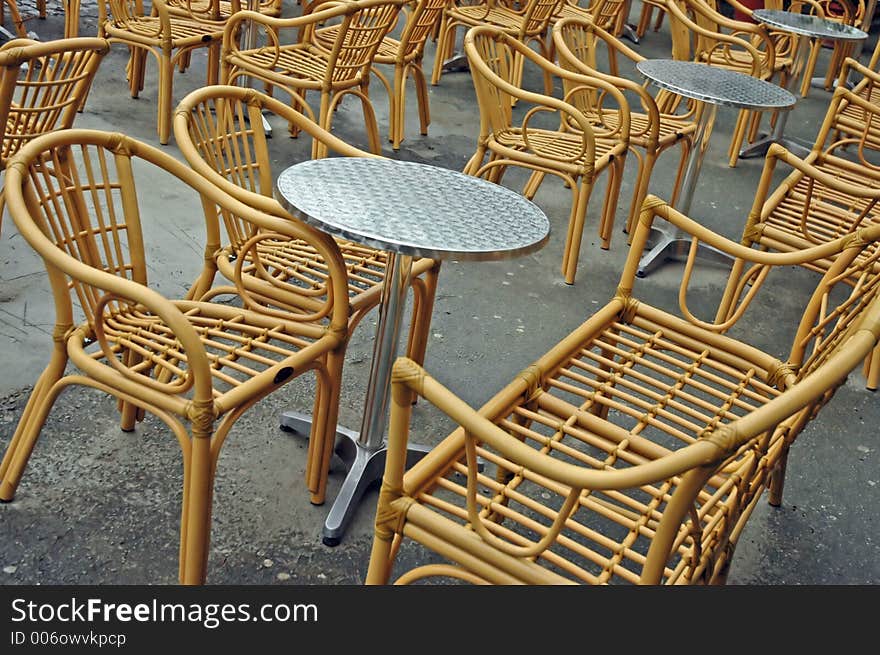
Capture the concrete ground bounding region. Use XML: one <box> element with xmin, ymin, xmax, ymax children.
<box><xmin>0</xmin><ymin>4</ymin><xmax>878</xmax><ymax>585</ymax></box>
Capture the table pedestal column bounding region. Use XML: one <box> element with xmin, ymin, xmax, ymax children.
<box><xmin>287</xmin><ymin>252</ymin><xmax>432</xmax><ymax>545</ymax></box>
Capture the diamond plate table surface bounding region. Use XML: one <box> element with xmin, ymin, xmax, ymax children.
<box><xmin>274</xmin><ymin>157</ymin><xmax>550</xmax><ymax>546</ymax></box>
<box><xmin>635</xmin><ymin>60</ymin><xmax>796</xmax><ymax>277</ymax></box>
<box><xmin>752</xmin><ymin>8</ymin><xmax>868</xmax><ymax>41</ymax></box>
<box><xmin>636</xmin><ymin>59</ymin><xmax>797</xmax><ymax>111</ymax></box>
<box><xmin>275</xmin><ymin>157</ymin><xmax>550</xmax><ymax>260</ymax></box>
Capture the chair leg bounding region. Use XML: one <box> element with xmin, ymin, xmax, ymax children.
<box><xmin>667</xmin><ymin>138</ymin><xmax>691</xmax><ymax>211</ymax></box>
<box><xmin>800</xmin><ymin>39</ymin><xmax>821</xmax><ymax>98</ymax></box>
<box><xmin>390</xmin><ymin>64</ymin><xmax>406</xmax><ymax>150</ymax></box>
<box><xmin>768</xmin><ymin>445</ymin><xmax>790</xmax><ymax>507</ymax></box>
<box><xmin>413</xmin><ymin>65</ymin><xmax>431</xmax><ymax>137</ymax></box>
<box><xmin>307</xmin><ymin>348</ymin><xmax>346</xmax><ymax>506</ymax></box>
<box><xmin>727</xmin><ymin>109</ymin><xmax>749</xmax><ymax>168</ymax></box>
<box><xmin>624</xmin><ymin>148</ymin><xmax>651</xmax><ymax>239</ymax></box>
<box><xmin>179</xmin><ymin>433</ymin><xmax>214</xmax><ymax>584</ymax></box>
<box><xmin>156</xmin><ymin>54</ymin><xmax>174</xmax><ymax>145</ymax></box>
<box><xmin>523</xmin><ymin>171</ymin><xmax>546</xmax><ymax>199</ymax></box>
<box><xmin>598</xmin><ymin>157</ymin><xmax>624</xmax><ymax>249</ymax></box>
<box><xmin>0</xmin><ymin>355</ymin><xmax>67</xmax><ymax>502</ymax></box>
<box><xmin>561</xmin><ymin>176</ymin><xmax>592</xmax><ymax>285</ymax></box>
<box><xmin>431</xmin><ymin>19</ymin><xmax>454</xmax><ymax>86</ymax></box>
<box><xmin>863</xmin><ymin>343</ymin><xmax>880</xmax><ymax>391</ymax></box>
<box><xmin>404</xmin><ymin>260</ymin><xmax>441</xmax><ymax>367</ymax></box>
<box><xmin>356</xmin><ymin>87</ymin><xmax>383</xmax><ymax>155</ymax></box>
<box><xmin>463</xmin><ymin>144</ymin><xmax>487</xmax><ymax>175</ymax></box>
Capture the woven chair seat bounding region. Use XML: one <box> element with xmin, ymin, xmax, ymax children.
<box><xmin>73</xmin><ymin>299</ymin><xmax>328</xmax><ymax>405</ymax></box>
<box><xmin>397</xmin><ymin>301</ymin><xmax>785</xmax><ymax>584</ymax></box>
<box><xmin>229</xmin><ymin>44</ymin><xmax>365</xmax><ymax>87</ymax></box>
<box><xmin>103</xmin><ymin>16</ymin><xmax>224</xmax><ymax>46</ymax></box>
<box><xmin>597</xmin><ymin>109</ymin><xmax>696</xmax><ymax>148</ymax></box>
<box><xmin>215</xmin><ymin>237</ymin><xmax>437</xmax><ymax>313</ymax></box>
<box><xmin>494</xmin><ymin>126</ymin><xmax>622</xmax><ymax>172</ymax></box>
<box><xmin>449</xmin><ymin>5</ymin><xmax>539</xmax><ymax>33</ymax></box>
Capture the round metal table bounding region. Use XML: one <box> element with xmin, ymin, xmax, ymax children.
<box><xmin>275</xmin><ymin>157</ymin><xmax>550</xmax><ymax>545</ymax></box>
<box><xmin>635</xmin><ymin>59</ymin><xmax>796</xmax><ymax>276</ymax></box>
<box><xmin>739</xmin><ymin>9</ymin><xmax>867</xmax><ymax>159</ymax></box>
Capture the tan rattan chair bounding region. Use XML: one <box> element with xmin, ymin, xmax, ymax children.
<box><xmin>464</xmin><ymin>25</ymin><xmax>630</xmax><ymax>285</ymax></box>
<box><xmin>0</xmin><ymin>128</ymin><xmax>354</xmax><ymax>584</ymax></box>
<box><xmin>430</xmin><ymin>0</ymin><xmax>563</xmax><ymax>90</ymax></box>
<box><xmin>365</xmin><ymin>194</ymin><xmax>880</xmax><ymax>585</ymax></box>
<box><xmin>97</xmin><ymin>0</ymin><xmax>229</xmax><ymax>144</ymax></box>
<box><xmin>313</xmin><ymin>0</ymin><xmax>448</xmax><ymax>150</ymax></box>
<box><xmin>220</xmin><ymin>0</ymin><xmax>406</xmax><ymax>157</ymax></box>
<box><xmin>737</xmin><ymin>87</ymin><xmax>880</xmax><ymax>388</ymax></box>
<box><xmin>799</xmin><ymin>0</ymin><xmax>863</xmax><ymax>97</ymax></box>
<box><xmin>0</xmin><ymin>37</ymin><xmax>110</xmax><ymax>235</ymax></box>
<box><xmin>173</xmin><ymin>85</ymin><xmax>440</xmax><ymax>502</ymax></box>
<box><xmin>664</xmin><ymin>0</ymin><xmax>790</xmax><ymax>167</ymax></box>
<box><xmin>832</xmin><ymin>43</ymin><xmax>880</xmax><ymax>147</ymax></box>
<box><xmin>553</xmin><ymin>16</ymin><xmax>699</xmax><ymax>239</ymax></box>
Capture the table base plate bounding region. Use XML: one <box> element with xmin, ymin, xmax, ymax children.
<box><xmin>280</xmin><ymin>410</ymin><xmax>431</xmax><ymax>546</ymax></box>
<box><xmin>636</xmin><ymin>226</ymin><xmax>735</xmax><ymax>278</ymax></box>
<box><xmin>738</xmin><ymin>133</ymin><xmax>812</xmax><ymax>160</ymax></box>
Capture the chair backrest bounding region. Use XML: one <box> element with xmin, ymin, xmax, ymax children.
<box><xmin>664</xmin><ymin>0</ymin><xmax>770</xmax><ymax>77</ymax></box>
<box><xmin>174</xmin><ymin>85</ymin><xmax>378</xmax><ymax>249</ymax></box>
<box><xmin>304</xmin><ymin>0</ymin><xmax>407</xmax><ymax>84</ymax></box>
<box><xmin>588</xmin><ymin>0</ymin><xmax>628</xmax><ymax>33</ymax></box>
<box><xmin>173</xmin><ymin>85</ymin><xmax>379</xmax><ymax>313</ymax></box>
<box><xmin>0</xmin><ymin>38</ymin><xmax>109</xmax><ymax>166</ymax></box>
<box><xmin>553</xmin><ymin>17</ymin><xmax>661</xmax><ymax>144</ymax></box>
<box><xmin>5</xmin><ymin>128</ymin><xmax>352</xmax><ymax>345</ymax></box>
<box><xmin>519</xmin><ymin>0</ymin><xmax>564</xmax><ymax>36</ymax></box>
<box><xmin>396</xmin><ymin>0</ymin><xmax>448</xmax><ymax>59</ymax></box>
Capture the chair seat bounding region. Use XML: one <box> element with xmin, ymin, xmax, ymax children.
<box><xmin>394</xmin><ymin>297</ymin><xmax>785</xmax><ymax>584</ymax></box>
<box><xmin>68</xmin><ymin>298</ymin><xmax>335</xmax><ymax>413</ymax></box>
<box><xmin>448</xmin><ymin>6</ymin><xmax>533</xmax><ymax>33</ymax></box>
<box><xmin>494</xmin><ymin>126</ymin><xmax>624</xmax><ymax>173</ymax></box>
<box><xmin>597</xmin><ymin>110</ymin><xmax>697</xmax><ymax>149</ymax></box>
<box><xmin>215</xmin><ymin>236</ymin><xmax>437</xmax><ymax>316</ymax></box>
<box><xmin>229</xmin><ymin>43</ymin><xmax>365</xmax><ymax>88</ymax></box>
<box><xmin>103</xmin><ymin>16</ymin><xmax>224</xmax><ymax>46</ymax></box>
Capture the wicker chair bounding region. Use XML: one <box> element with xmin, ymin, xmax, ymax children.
<box><xmin>97</xmin><ymin>0</ymin><xmax>229</xmax><ymax>145</ymax></box>
<box><xmin>313</xmin><ymin>0</ymin><xmax>448</xmax><ymax>150</ymax></box>
<box><xmin>737</xmin><ymin>87</ymin><xmax>880</xmax><ymax>388</ymax></box>
<box><xmin>0</xmin><ymin>37</ymin><xmax>110</xmax><ymax>235</ymax></box>
<box><xmin>832</xmin><ymin>44</ymin><xmax>880</xmax><ymax>146</ymax></box>
<box><xmin>220</xmin><ymin>0</ymin><xmax>406</xmax><ymax>157</ymax></box>
<box><xmin>798</xmin><ymin>0</ymin><xmax>864</xmax><ymax>97</ymax></box>
<box><xmin>430</xmin><ymin>0</ymin><xmax>563</xmax><ymax>90</ymax></box>
<box><xmin>663</xmin><ymin>0</ymin><xmax>788</xmax><ymax>167</ymax></box>
<box><xmin>0</xmin><ymin>129</ymin><xmax>354</xmax><ymax>584</ymax></box>
<box><xmin>464</xmin><ymin>25</ymin><xmax>630</xmax><ymax>285</ymax></box>
<box><xmin>365</xmin><ymin>194</ymin><xmax>880</xmax><ymax>585</ymax></box>
<box><xmin>173</xmin><ymin>85</ymin><xmax>440</xmax><ymax>502</ymax></box>
<box><xmin>553</xmin><ymin>16</ymin><xmax>699</xmax><ymax>240</ymax></box>
<box><xmin>551</xmin><ymin>0</ymin><xmax>630</xmax><ymax>38</ymax></box>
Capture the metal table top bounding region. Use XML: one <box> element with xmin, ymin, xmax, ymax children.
<box><xmin>275</xmin><ymin>157</ymin><xmax>551</xmax><ymax>261</ymax></box>
<box><xmin>636</xmin><ymin>59</ymin><xmax>797</xmax><ymax>111</ymax></box>
<box><xmin>753</xmin><ymin>9</ymin><xmax>868</xmax><ymax>40</ymax></box>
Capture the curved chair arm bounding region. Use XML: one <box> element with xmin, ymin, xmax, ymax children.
<box><xmin>552</xmin><ymin>18</ymin><xmax>660</xmax><ymax>144</ymax></box>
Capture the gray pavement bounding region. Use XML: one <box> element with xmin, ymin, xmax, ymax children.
<box><xmin>0</xmin><ymin>5</ymin><xmax>878</xmax><ymax>585</ymax></box>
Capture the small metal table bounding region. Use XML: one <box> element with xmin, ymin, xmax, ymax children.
<box><xmin>739</xmin><ymin>9</ymin><xmax>867</xmax><ymax>160</ymax></box>
<box><xmin>635</xmin><ymin>59</ymin><xmax>796</xmax><ymax>277</ymax></box>
<box><xmin>275</xmin><ymin>157</ymin><xmax>550</xmax><ymax>546</ymax></box>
